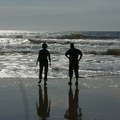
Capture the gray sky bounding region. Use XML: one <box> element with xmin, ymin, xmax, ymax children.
<box><xmin>0</xmin><ymin>0</ymin><xmax>120</xmax><ymax>31</ymax></box>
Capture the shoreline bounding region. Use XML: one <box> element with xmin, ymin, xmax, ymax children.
<box><xmin>0</xmin><ymin>75</ymin><xmax>120</xmax><ymax>89</ymax></box>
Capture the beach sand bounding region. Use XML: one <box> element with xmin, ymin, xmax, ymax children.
<box><xmin>0</xmin><ymin>77</ymin><xmax>120</xmax><ymax>120</ymax></box>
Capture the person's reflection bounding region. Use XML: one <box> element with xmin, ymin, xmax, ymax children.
<box><xmin>64</xmin><ymin>84</ymin><xmax>82</xmax><ymax>120</ymax></box>
<box><xmin>36</xmin><ymin>85</ymin><xmax>51</xmax><ymax>120</ymax></box>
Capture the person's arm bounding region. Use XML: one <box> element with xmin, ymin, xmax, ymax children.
<box><xmin>78</xmin><ymin>51</ymin><xmax>83</xmax><ymax>61</ymax></box>
<box><xmin>36</xmin><ymin>52</ymin><xmax>40</xmax><ymax>66</ymax></box>
<box><xmin>48</xmin><ymin>52</ymin><xmax>51</xmax><ymax>66</ymax></box>
<box><xmin>36</xmin><ymin>57</ymin><xmax>39</xmax><ymax>66</ymax></box>
<box><xmin>65</xmin><ymin>51</ymin><xmax>69</xmax><ymax>59</ymax></box>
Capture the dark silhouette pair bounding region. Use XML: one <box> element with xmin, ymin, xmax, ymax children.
<box><xmin>36</xmin><ymin>84</ymin><xmax>82</xmax><ymax>120</ymax></box>
<box><xmin>36</xmin><ymin>42</ymin><xmax>83</xmax><ymax>85</ymax></box>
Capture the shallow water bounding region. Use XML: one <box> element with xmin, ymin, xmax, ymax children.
<box><xmin>0</xmin><ymin>30</ymin><xmax>120</xmax><ymax>80</ymax></box>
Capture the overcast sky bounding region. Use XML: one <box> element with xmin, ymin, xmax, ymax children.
<box><xmin>0</xmin><ymin>0</ymin><xmax>120</xmax><ymax>31</ymax></box>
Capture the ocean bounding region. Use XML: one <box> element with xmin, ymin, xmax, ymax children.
<box><xmin>1</xmin><ymin>30</ymin><xmax>120</xmax><ymax>120</ymax></box>
<box><xmin>0</xmin><ymin>30</ymin><xmax>120</xmax><ymax>87</ymax></box>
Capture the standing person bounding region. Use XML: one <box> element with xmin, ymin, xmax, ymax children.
<box><xmin>36</xmin><ymin>42</ymin><xmax>51</xmax><ymax>84</ymax></box>
<box><xmin>65</xmin><ymin>43</ymin><xmax>83</xmax><ymax>85</ymax></box>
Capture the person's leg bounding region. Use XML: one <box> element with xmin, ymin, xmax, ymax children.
<box><xmin>75</xmin><ymin>65</ymin><xmax>79</xmax><ymax>85</ymax></box>
<box><xmin>39</xmin><ymin>64</ymin><xmax>43</xmax><ymax>83</ymax></box>
<box><xmin>44</xmin><ymin>62</ymin><xmax>48</xmax><ymax>84</ymax></box>
<box><xmin>69</xmin><ymin>65</ymin><xmax>73</xmax><ymax>85</ymax></box>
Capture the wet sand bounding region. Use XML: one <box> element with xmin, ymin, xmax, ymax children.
<box><xmin>0</xmin><ymin>77</ymin><xmax>120</xmax><ymax>120</ymax></box>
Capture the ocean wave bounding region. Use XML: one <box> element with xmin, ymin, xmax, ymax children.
<box><xmin>28</xmin><ymin>38</ymin><xmax>120</xmax><ymax>47</ymax></box>
<box><xmin>86</xmin><ymin>49</ymin><xmax>120</xmax><ymax>56</ymax></box>
<box><xmin>0</xmin><ymin>49</ymin><xmax>120</xmax><ymax>56</ymax></box>
<box><xmin>0</xmin><ymin>36</ymin><xmax>120</xmax><ymax>47</ymax></box>
<box><xmin>105</xmin><ymin>49</ymin><xmax>120</xmax><ymax>55</ymax></box>
<box><xmin>0</xmin><ymin>50</ymin><xmax>37</xmax><ymax>55</ymax></box>
<box><xmin>0</xmin><ymin>38</ymin><xmax>29</xmax><ymax>45</ymax></box>
<box><xmin>0</xmin><ymin>30</ymin><xmax>120</xmax><ymax>40</ymax></box>
<box><xmin>28</xmin><ymin>39</ymin><xmax>71</xmax><ymax>44</ymax></box>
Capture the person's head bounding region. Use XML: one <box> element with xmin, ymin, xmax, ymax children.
<box><xmin>70</xmin><ymin>43</ymin><xmax>74</xmax><ymax>49</ymax></box>
<box><xmin>42</xmin><ymin>42</ymin><xmax>48</xmax><ymax>49</ymax></box>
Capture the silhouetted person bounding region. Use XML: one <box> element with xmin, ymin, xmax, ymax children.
<box><xmin>64</xmin><ymin>84</ymin><xmax>82</xmax><ymax>120</ymax></box>
<box><xmin>65</xmin><ymin>43</ymin><xmax>83</xmax><ymax>85</ymax></box>
<box><xmin>36</xmin><ymin>42</ymin><xmax>51</xmax><ymax>84</ymax></box>
<box><xmin>36</xmin><ymin>85</ymin><xmax>51</xmax><ymax>120</ymax></box>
